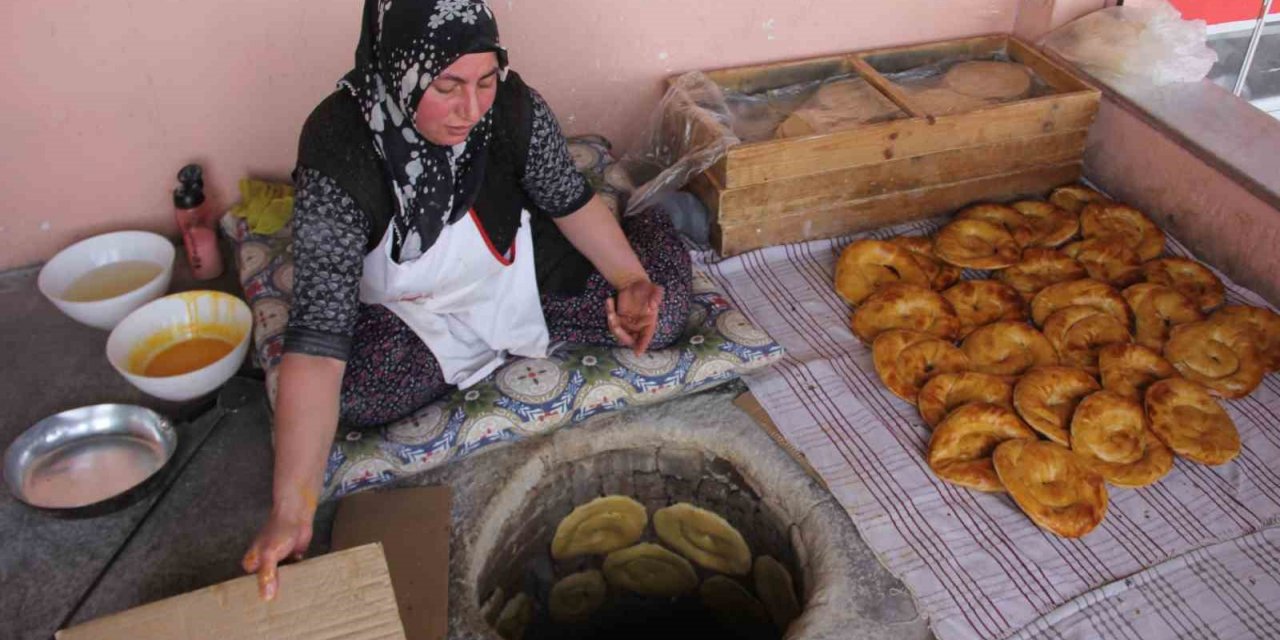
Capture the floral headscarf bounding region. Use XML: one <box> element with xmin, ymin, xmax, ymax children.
<box><xmin>340</xmin><ymin>0</ymin><xmax>509</xmax><ymax>260</ymax></box>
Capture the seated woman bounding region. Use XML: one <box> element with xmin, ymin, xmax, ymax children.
<box><xmin>242</xmin><ymin>0</ymin><xmax>691</xmax><ymax>598</ymax></box>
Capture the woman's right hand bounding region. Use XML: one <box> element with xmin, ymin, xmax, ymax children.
<box><xmin>242</xmin><ymin>503</ymin><xmax>314</xmax><ymax>601</ymax></box>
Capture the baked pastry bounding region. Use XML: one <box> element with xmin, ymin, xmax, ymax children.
<box><xmin>891</xmin><ymin>235</ymin><xmax>962</xmax><ymax>290</ymax></box>
<box><xmin>1070</xmin><ymin>390</ymin><xmax>1173</xmax><ymax>487</ymax></box>
<box><xmin>1011</xmin><ymin>200</ymin><xmax>1079</xmax><ymax>248</ymax></box>
<box><xmin>993</xmin><ymin>439</ymin><xmax>1108</xmax><ymax>538</ymax></box>
<box><xmin>1122</xmin><ymin>283</ymin><xmax>1203</xmax><ymax>350</ymax></box>
<box><xmin>927</xmin><ymin>403</ymin><xmax>1037</xmax><ymax>491</ymax></box>
<box><xmin>944</xmin><ymin>61</ymin><xmax>1033</xmax><ymax>99</ymax></box>
<box><xmin>1141</xmin><ymin>258</ymin><xmax>1225</xmax><ymax>313</ymax></box>
<box><xmin>1164</xmin><ymin>319</ymin><xmax>1264</xmax><ymax>398</ymax></box>
<box><xmin>1098</xmin><ymin>343</ymin><xmax>1176</xmax><ymax>402</ymax></box>
<box><xmin>1145</xmin><ymin>377</ymin><xmax>1241</xmax><ymax>465</ymax></box>
<box><xmin>551</xmin><ymin>495</ymin><xmax>648</xmax><ymax>559</ymax></box>
<box><xmin>996</xmin><ymin>248</ymin><xmax>1087</xmax><ymax>301</ymax></box>
<box><xmin>942</xmin><ymin>280</ymin><xmax>1027</xmax><ymax>338</ymax></box>
<box><xmin>1013</xmin><ymin>365</ymin><xmax>1101</xmax><ymax>445</ymax></box>
<box><xmin>1050</xmin><ymin>184</ymin><xmax>1109</xmax><ymax>214</ymax></box>
<box><xmin>834</xmin><ymin>239</ymin><xmax>931</xmax><ymax>305</ymax></box>
<box><xmin>852</xmin><ymin>283</ymin><xmax>960</xmax><ymax>343</ymax></box>
<box><xmin>654</xmin><ymin>503</ymin><xmax>752</xmax><ymax>575</ymax></box>
<box><xmin>933</xmin><ymin>219</ymin><xmax>1022</xmax><ymax>269</ymax></box>
<box><xmin>701</xmin><ymin>575</ymin><xmax>771</xmax><ymax>628</ymax></box>
<box><xmin>495</xmin><ymin>592</ymin><xmax>533</xmax><ymax>640</ymax></box>
<box><xmin>917</xmin><ymin>371</ymin><xmax>1015</xmax><ymax>428</ymax></box>
<box><xmin>1044</xmin><ymin>305</ymin><xmax>1132</xmax><ymax>373</ymax></box>
<box><xmin>603</xmin><ymin>543</ymin><xmax>699</xmax><ymax>597</ymax></box>
<box><xmin>753</xmin><ymin>556</ymin><xmax>802</xmax><ymax>631</ymax></box>
<box><xmin>1030</xmin><ymin>278</ymin><xmax>1132</xmax><ymax>328</ymax></box>
<box><xmin>550</xmin><ymin>570</ymin><xmax>607</xmax><ymax>624</ymax></box>
<box><xmin>1211</xmin><ymin>305</ymin><xmax>1280</xmax><ymax>371</ymax></box>
<box><xmin>873</xmin><ymin>329</ymin><xmax>971</xmax><ymax>404</ymax></box>
<box><xmin>955</xmin><ymin>203</ymin><xmax>1036</xmax><ymax>247</ymax></box>
<box><xmin>1062</xmin><ymin>237</ymin><xmax>1142</xmax><ymax>287</ymax></box>
<box><xmin>961</xmin><ymin>321</ymin><xmax>1058</xmax><ymax>377</ymax></box>
<box><xmin>1080</xmin><ymin>202</ymin><xmax>1164</xmax><ymax>261</ymax></box>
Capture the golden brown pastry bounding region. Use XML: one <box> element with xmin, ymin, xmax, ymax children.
<box><xmin>1121</xmin><ymin>283</ymin><xmax>1203</xmax><ymax>350</ymax></box>
<box><xmin>550</xmin><ymin>570</ymin><xmax>607</xmax><ymax>625</ymax></box>
<box><xmin>1044</xmin><ymin>305</ymin><xmax>1132</xmax><ymax>373</ymax></box>
<box><xmin>927</xmin><ymin>403</ymin><xmax>1037</xmax><ymax>491</ymax></box>
<box><xmin>1070</xmin><ymin>390</ymin><xmax>1173</xmax><ymax>487</ymax></box>
<box><xmin>1145</xmin><ymin>377</ymin><xmax>1241</xmax><ymax>465</ymax></box>
<box><xmin>891</xmin><ymin>235</ymin><xmax>962</xmax><ymax>290</ymax></box>
<box><xmin>1030</xmin><ymin>278</ymin><xmax>1132</xmax><ymax>329</ymax></box>
<box><xmin>1050</xmin><ymin>184</ymin><xmax>1110</xmax><ymax>214</ymax></box>
<box><xmin>1062</xmin><ymin>237</ymin><xmax>1142</xmax><ymax>287</ymax></box>
<box><xmin>753</xmin><ymin>556</ymin><xmax>802</xmax><ymax>631</ymax></box>
<box><xmin>495</xmin><ymin>592</ymin><xmax>533</xmax><ymax>640</ymax></box>
<box><xmin>1013</xmin><ymin>365</ymin><xmax>1100</xmax><ymax>445</ymax></box>
<box><xmin>1011</xmin><ymin>200</ymin><xmax>1079</xmax><ymax>248</ymax></box>
<box><xmin>1141</xmin><ymin>258</ymin><xmax>1225</xmax><ymax>313</ymax></box>
<box><xmin>701</xmin><ymin>575</ymin><xmax>771</xmax><ymax>628</ymax></box>
<box><xmin>654</xmin><ymin>503</ymin><xmax>752</xmax><ymax>575</ymax></box>
<box><xmin>1163</xmin><ymin>319</ymin><xmax>1264</xmax><ymax>399</ymax></box>
<box><xmin>917</xmin><ymin>371</ymin><xmax>1015</xmax><ymax>428</ymax></box>
<box><xmin>942</xmin><ymin>280</ymin><xmax>1027</xmax><ymax>338</ymax></box>
<box><xmin>955</xmin><ymin>203</ymin><xmax>1036</xmax><ymax>247</ymax></box>
<box><xmin>1080</xmin><ymin>202</ymin><xmax>1165</xmax><ymax>261</ymax></box>
<box><xmin>933</xmin><ymin>219</ymin><xmax>1022</xmax><ymax>270</ymax></box>
<box><xmin>603</xmin><ymin>543</ymin><xmax>699</xmax><ymax>597</ymax></box>
<box><xmin>852</xmin><ymin>283</ymin><xmax>960</xmax><ymax>343</ymax></box>
<box><xmin>1212</xmin><ymin>305</ymin><xmax>1280</xmax><ymax>371</ymax></box>
<box><xmin>961</xmin><ymin>321</ymin><xmax>1058</xmax><ymax>377</ymax></box>
<box><xmin>993</xmin><ymin>439</ymin><xmax>1108</xmax><ymax>538</ymax></box>
<box><xmin>551</xmin><ymin>495</ymin><xmax>648</xmax><ymax>560</ymax></box>
<box><xmin>944</xmin><ymin>61</ymin><xmax>1033</xmax><ymax>99</ymax></box>
<box><xmin>834</xmin><ymin>239</ymin><xmax>931</xmax><ymax>305</ymax></box>
<box><xmin>1098</xmin><ymin>343</ymin><xmax>1176</xmax><ymax>402</ymax></box>
<box><xmin>996</xmin><ymin>248</ymin><xmax>1087</xmax><ymax>301</ymax></box>
<box><xmin>873</xmin><ymin>329</ymin><xmax>971</xmax><ymax>404</ymax></box>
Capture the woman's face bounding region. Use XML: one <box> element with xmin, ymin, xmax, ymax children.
<box><xmin>414</xmin><ymin>52</ymin><xmax>500</xmax><ymax>146</ymax></box>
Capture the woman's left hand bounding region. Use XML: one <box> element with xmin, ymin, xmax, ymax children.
<box><xmin>607</xmin><ymin>278</ymin><xmax>665</xmax><ymax>355</ymax></box>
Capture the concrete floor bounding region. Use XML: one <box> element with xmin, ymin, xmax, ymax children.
<box><xmin>0</xmin><ymin>255</ymin><xmax>336</xmax><ymax>640</ymax></box>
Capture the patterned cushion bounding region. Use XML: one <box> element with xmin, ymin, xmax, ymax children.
<box><xmin>221</xmin><ymin>136</ymin><xmax>782</xmax><ymax>501</ymax></box>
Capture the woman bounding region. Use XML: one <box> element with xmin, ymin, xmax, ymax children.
<box><xmin>242</xmin><ymin>0</ymin><xmax>691</xmax><ymax>599</ymax></box>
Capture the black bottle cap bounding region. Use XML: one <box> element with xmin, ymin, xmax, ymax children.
<box><xmin>174</xmin><ymin>163</ymin><xmax>206</xmax><ymax>209</ymax></box>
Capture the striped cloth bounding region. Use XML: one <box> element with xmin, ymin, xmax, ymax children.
<box><xmin>695</xmin><ymin>220</ymin><xmax>1280</xmax><ymax>640</ymax></box>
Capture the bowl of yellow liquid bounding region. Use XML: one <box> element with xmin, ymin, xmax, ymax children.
<box><xmin>38</xmin><ymin>231</ymin><xmax>176</xmax><ymax>330</ymax></box>
<box><xmin>105</xmin><ymin>291</ymin><xmax>252</xmax><ymax>401</ymax></box>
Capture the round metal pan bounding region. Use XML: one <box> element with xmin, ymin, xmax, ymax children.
<box><xmin>4</xmin><ymin>404</ymin><xmax>177</xmax><ymax>515</ymax></box>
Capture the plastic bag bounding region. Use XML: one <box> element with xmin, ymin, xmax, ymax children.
<box><xmin>1041</xmin><ymin>1</ymin><xmax>1217</xmax><ymax>86</ymax></box>
<box><xmin>619</xmin><ymin>72</ymin><xmax>740</xmax><ymax>216</ymax></box>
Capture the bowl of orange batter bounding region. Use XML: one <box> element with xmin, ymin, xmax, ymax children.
<box><xmin>105</xmin><ymin>290</ymin><xmax>252</xmax><ymax>401</ymax></box>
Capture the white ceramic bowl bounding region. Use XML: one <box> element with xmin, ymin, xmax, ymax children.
<box><xmin>106</xmin><ymin>291</ymin><xmax>252</xmax><ymax>402</ymax></box>
<box><xmin>37</xmin><ymin>231</ymin><xmax>176</xmax><ymax>330</ymax></box>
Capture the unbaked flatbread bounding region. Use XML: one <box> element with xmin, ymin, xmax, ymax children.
<box><xmin>943</xmin><ymin>61</ymin><xmax>1033</xmax><ymax>99</ymax></box>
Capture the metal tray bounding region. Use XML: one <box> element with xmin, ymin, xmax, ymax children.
<box><xmin>4</xmin><ymin>404</ymin><xmax>176</xmax><ymax>511</ymax></box>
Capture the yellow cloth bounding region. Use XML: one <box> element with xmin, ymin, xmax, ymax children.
<box><xmin>229</xmin><ymin>178</ymin><xmax>294</xmax><ymax>236</ymax></box>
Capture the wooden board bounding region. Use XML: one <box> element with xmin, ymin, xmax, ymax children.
<box><xmin>701</xmin><ymin>130</ymin><xmax>1087</xmax><ymax>223</ymax></box>
<box><xmin>714</xmin><ymin>91</ymin><xmax>1097</xmax><ymax>188</ymax></box>
<box><xmin>57</xmin><ymin>544</ymin><xmax>405</xmax><ymax>640</ymax></box>
<box><xmin>713</xmin><ymin>162</ymin><xmax>1083</xmax><ymax>256</ymax></box>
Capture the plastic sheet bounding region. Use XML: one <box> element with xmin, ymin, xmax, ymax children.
<box><xmin>878</xmin><ymin>54</ymin><xmax>1053</xmax><ymax>115</ymax></box>
<box><xmin>1041</xmin><ymin>1</ymin><xmax>1217</xmax><ymax>86</ymax></box>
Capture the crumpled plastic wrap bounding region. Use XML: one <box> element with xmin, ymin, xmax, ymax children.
<box><xmin>1041</xmin><ymin>1</ymin><xmax>1218</xmax><ymax>86</ymax></box>
<box><xmin>879</xmin><ymin>54</ymin><xmax>1053</xmax><ymax>115</ymax></box>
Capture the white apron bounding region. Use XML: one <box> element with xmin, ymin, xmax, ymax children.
<box><xmin>359</xmin><ymin>209</ymin><xmax>550</xmax><ymax>389</ymax></box>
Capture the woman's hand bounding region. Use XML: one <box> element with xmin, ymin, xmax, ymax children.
<box><xmin>242</xmin><ymin>502</ymin><xmax>315</xmax><ymax>601</ymax></box>
<box><xmin>607</xmin><ymin>278</ymin><xmax>665</xmax><ymax>354</ymax></box>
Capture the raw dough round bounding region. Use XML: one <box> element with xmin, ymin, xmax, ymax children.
<box><xmin>944</xmin><ymin>61</ymin><xmax>1033</xmax><ymax>99</ymax></box>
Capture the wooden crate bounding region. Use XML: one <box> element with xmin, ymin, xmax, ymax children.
<box><xmin>684</xmin><ymin>35</ymin><xmax>1100</xmax><ymax>256</ymax></box>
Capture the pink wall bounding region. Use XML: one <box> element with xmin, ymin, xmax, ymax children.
<box><xmin>1</xmin><ymin>0</ymin><xmax>1020</xmax><ymax>271</ymax></box>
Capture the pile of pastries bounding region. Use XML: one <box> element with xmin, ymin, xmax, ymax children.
<box><xmin>486</xmin><ymin>496</ymin><xmax>800</xmax><ymax>640</ymax></box>
<box><xmin>834</xmin><ymin>184</ymin><xmax>1280</xmax><ymax>539</ymax></box>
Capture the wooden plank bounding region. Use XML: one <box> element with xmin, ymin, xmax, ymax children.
<box><xmin>721</xmin><ymin>91</ymin><xmax>1098</xmax><ymax>187</ymax></box>
<box><xmin>1006</xmin><ymin>36</ymin><xmax>1096</xmax><ymax>94</ymax></box>
<box><xmin>847</xmin><ymin>55</ymin><xmax>924</xmax><ymax>118</ymax></box>
<box><xmin>713</xmin><ymin>130</ymin><xmax>1088</xmax><ymax>224</ymax></box>
<box><xmin>687</xmin><ymin>170</ymin><xmax>723</xmax><ymax>218</ymax></box>
<box><xmin>713</xmin><ymin>162</ymin><xmax>1083</xmax><ymax>256</ymax></box>
<box><xmin>58</xmin><ymin>545</ymin><xmax>405</xmax><ymax>640</ymax></box>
